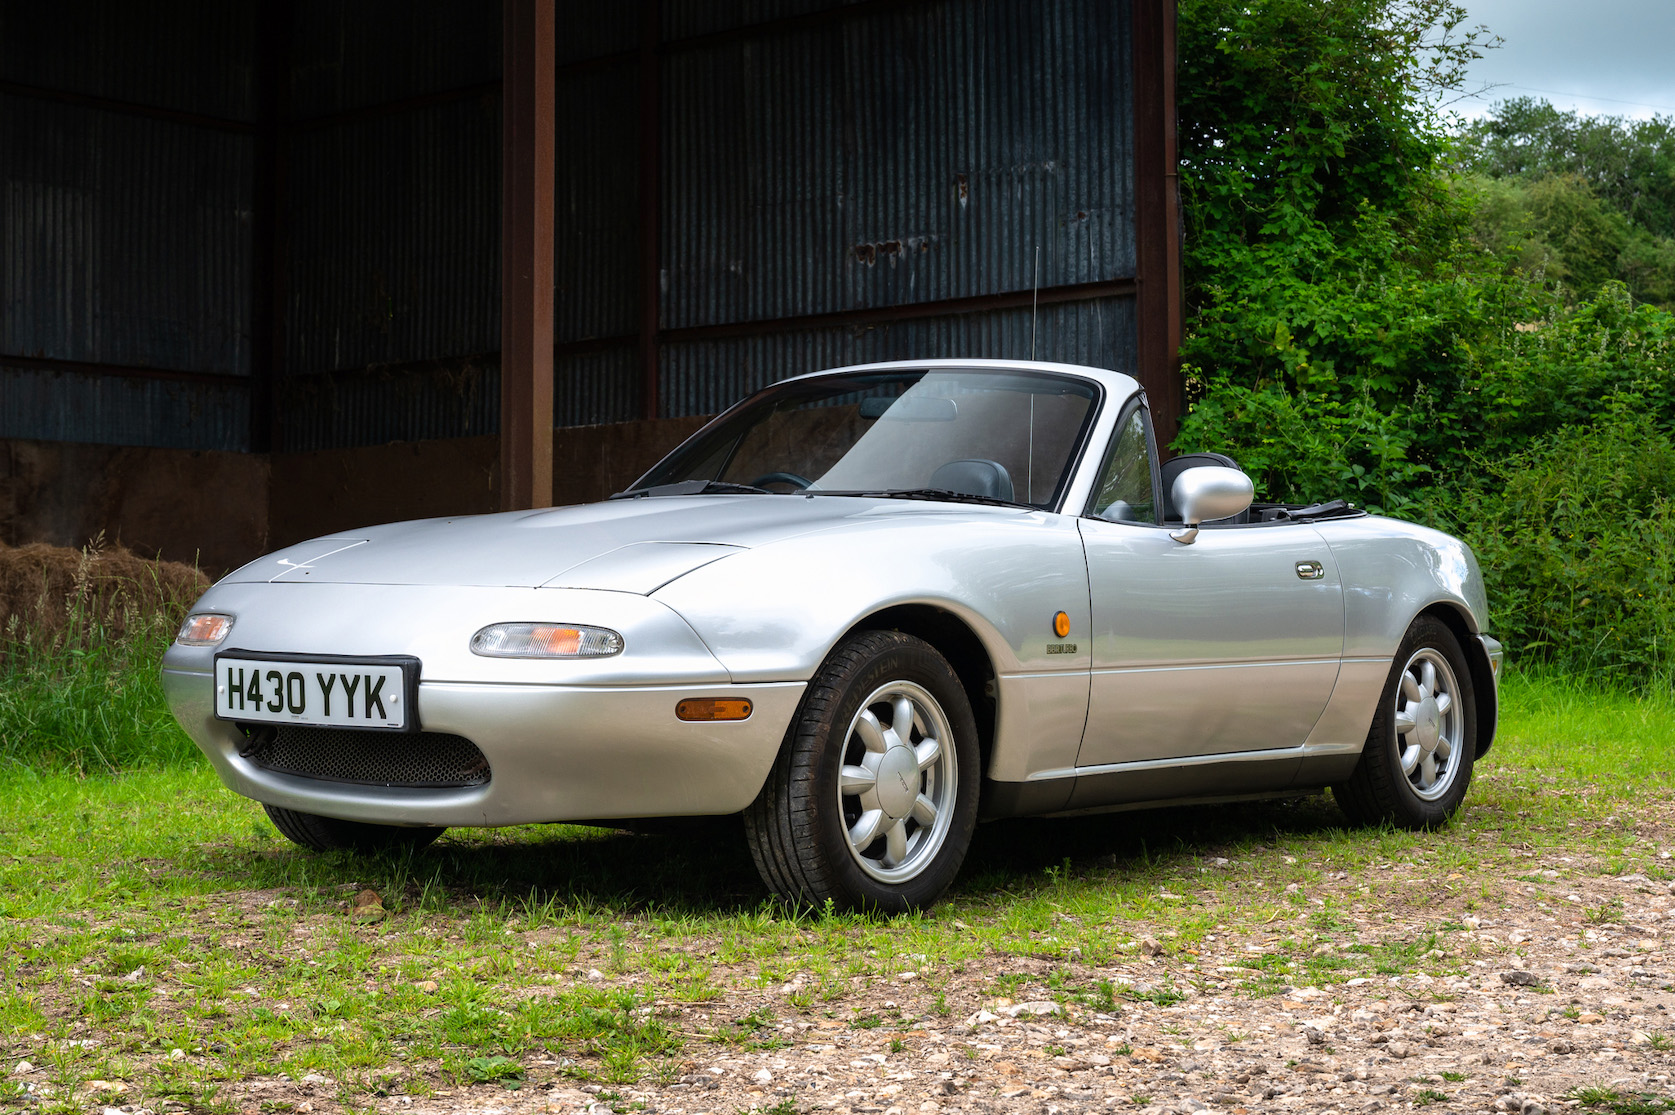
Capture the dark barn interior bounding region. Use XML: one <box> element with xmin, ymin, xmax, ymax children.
<box><xmin>0</xmin><ymin>0</ymin><xmax>1179</xmax><ymax>573</ymax></box>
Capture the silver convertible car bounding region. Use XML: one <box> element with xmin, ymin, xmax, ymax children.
<box><xmin>164</xmin><ymin>359</ymin><xmax>1503</xmax><ymax>910</ymax></box>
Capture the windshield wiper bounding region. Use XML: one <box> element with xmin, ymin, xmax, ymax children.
<box><xmin>610</xmin><ymin>479</ymin><xmax>770</xmax><ymax>499</ymax></box>
<box><xmin>810</xmin><ymin>488</ymin><xmax>1029</xmax><ymax>509</ymax></box>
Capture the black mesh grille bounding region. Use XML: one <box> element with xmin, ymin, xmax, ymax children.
<box><xmin>241</xmin><ymin>726</ymin><xmax>491</xmax><ymax>788</ymax></box>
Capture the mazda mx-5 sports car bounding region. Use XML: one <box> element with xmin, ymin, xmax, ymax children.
<box><xmin>163</xmin><ymin>359</ymin><xmax>1503</xmax><ymax>910</ymax></box>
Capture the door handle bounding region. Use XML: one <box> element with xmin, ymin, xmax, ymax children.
<box><xmin>1296</xmin><ymin>560</ymin><xmax>1325</xmax><ymax>580</ymax></box>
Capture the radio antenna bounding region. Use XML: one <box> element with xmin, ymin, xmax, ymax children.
<box><xmin>1030</xmin><ymin>245</ymin><xmax>1041</xmax><ymax>362</ymax></box>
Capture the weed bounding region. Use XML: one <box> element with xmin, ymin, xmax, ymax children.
<box><xmin>745</xmin><ymin>1100</ymin><xmax>800</xmax><ymax>1115</ymax></box>
<box><xmin>1587</xmin><ymin>899</ymin><xmax>1626</xmax><ymax>925</ymax></box>
<box><xmin>465</xmin><ymin>1055</ymin><xmax>525</xmax><ymax>1088</ymax></box>
<box><xmin>1081</xmin><ymin>979</ymin><xmax>1119</xmax><ymax>1012</ymax></box>
<box><xmin>1568</xmin><ymin>1087</ymin><xmax>1675</xmax><ymax>1114</ymax></box>
<box><xmin>1128</xmin><ymin>985</ymin><xmax>1186</xmax><ymax>1006</ymax></box>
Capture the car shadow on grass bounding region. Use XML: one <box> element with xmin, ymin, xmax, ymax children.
<box><xmin>206</xmin><ymin>792</ymin><xmax>1353</xmax><ymax>919</ymax></box>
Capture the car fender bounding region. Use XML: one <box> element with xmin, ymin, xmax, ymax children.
<box><xmin>1299</xmin><ymin>516</ymin><xmax>1498</xmax><ymax>764</ymax></box>
<box><xmin>653</xmin><ymin>506</ymin><xmax>1095</xmax><ymax>782</ymax></box>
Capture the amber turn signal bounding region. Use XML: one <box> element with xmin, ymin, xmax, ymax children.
<box><xmin>676</xmin><ymin>698</ymin><xmax>753</xmax><ymax>722</ymax></box>
<box><xmin>1052</xmin><ymin>610</ymin><xmax>1071</xmax><ymax>638</ymax></box>
<box><xmin>176</xmin><ymin>612</ymin><xmax>234</xmax><ymax>647</ymax></box>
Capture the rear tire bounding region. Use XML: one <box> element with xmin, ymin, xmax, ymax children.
<box><xmin>264</xmin><ymin>804</ymin><xmax>446</xmax><ymax>853</ymax></box>
<box><xmin>1334</xmin><ymin>616</ymin><xmax>1476</xmax><ymax>829</ymax></box>
<box><xmin>744</xmin><ymin>630</ymin><xmax>979</xmax><ymax>912</ymax></box>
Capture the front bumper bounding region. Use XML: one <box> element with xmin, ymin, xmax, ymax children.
<box><xmin>161</xmin><ymin>581</ymin><xmax>807</xmax><ymax>825</ymax></box>
<box><xmin>1481</xmin><ymin>634</ymin><xmax>1504</xmax><ymax>677</ymax></box>
<box><xmin>163</xmin><ymin>666</ymin><xmax>804</xmax><ymax>826</ymax></box>
<box><xmin>1475</xmin><ymin>633</ymin><xmax>1503</xmax><ymax>758</ymax></box>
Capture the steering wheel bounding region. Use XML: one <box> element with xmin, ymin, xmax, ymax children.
<box><xmin>750</xmin><ymin>471</ymin><xmax>813</xmax><ymax>491</ymax></box>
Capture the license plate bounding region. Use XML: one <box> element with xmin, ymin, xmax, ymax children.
<box><xmin>213</xmin><ymin>652</ymin><xmax>419</xmax><ymax>731</ymax></box>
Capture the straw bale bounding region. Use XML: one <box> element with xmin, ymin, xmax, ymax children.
<box><xmin>0</xmin><ymin>533</ymin><xmax>210</xmax><ymax>650</ymax></box>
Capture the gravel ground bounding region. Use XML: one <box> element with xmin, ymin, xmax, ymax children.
<box><xmin>533</xmin><ymin>870</ymin><xmax>1669</xmax><ymax>1115</ymax></box>
<box><xmin>12</xmin><ymin>782</ymin><xmax>1675</xmax><ymax>1115</ymax></box>
<box><xmin>41</xmin><ymin>852</ymin><xmax>1668</xmax><ymax>1115</ymax></box>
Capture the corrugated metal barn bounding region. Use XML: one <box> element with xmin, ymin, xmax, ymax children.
<box><xmin>0</xmin><ymin>0</ymin><xmax>1180</xmax><ymax>572</ymax></box>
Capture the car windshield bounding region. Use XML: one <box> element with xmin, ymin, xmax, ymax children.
<box><xmin>627</xmin><ymin>368</ymin><xmax>1100</xmax><ymax>509</ymax></box>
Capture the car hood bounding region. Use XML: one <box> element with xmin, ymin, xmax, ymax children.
<box><xmin>221</xmin><ymin>495</ymin><xmax>1031</xmax><ymax>593</ymax></box>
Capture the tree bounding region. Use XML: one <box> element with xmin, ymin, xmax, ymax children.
<box><xmin>1179</xmin><ymin>0</ymin><xmax>1492</xmax><ymax>251</ymax></box>
<box><xmin>1173</xmin><ymin>0</ymin><xmax>1505</xmax><ymax>511</ymax></box>
<box><xmin>1455</xmin><ymin>98</ymin><xmax>1675</xmax><ymax>238</ymax></box>
<box><xmin>1454</xmin><ymin>99</ymin><xmax>1675</xmax><ymax>307</ymax></box>
<box><xmin>1172</xmin><ymin>2</ymin><xmax>1675</xmax><ymax>679</ymax></box>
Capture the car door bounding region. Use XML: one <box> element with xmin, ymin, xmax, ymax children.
<box><xmin>1073</xmin><ymin>403</ymin><xmax>1344</xmax><ymax>771</ymax></box>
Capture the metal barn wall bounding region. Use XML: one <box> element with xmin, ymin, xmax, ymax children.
<box><xmin>0</xmin><ymin>0</ymin><xmax>1172</xmax><ymax>566</ymax></box>
<box><xmin>3</xmin><ymin>0</ymin><xmax>1156</xmax><ymax>454</ymax></box>
<box><xmin>660</xmin><ymin>301</ymin><xmax>1137</xmax><ymax>417</ymax></box>
<box><xmin>276</xmin><ymin>0</ymin><xmax>502</xmax><ymax>451</ymax></box>
<box><xmin>550</xmin><ymin>58</ymin><xmax>641</xmax><ymax>427</ymax></box>
<box><xmin>0</xmin><ymin>0</ymin><xmax>255</xmax><ymax>450</ymax></box>
<box><xmin>553</xmin><ymin>0</ymin><xmax>1138</xmax><ymax>429</ymax></box>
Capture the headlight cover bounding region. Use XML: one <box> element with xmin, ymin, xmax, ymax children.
<box><xmin>470</xmin><ymin>622</ymin><xmax>624</xmax><ymax>659</ymax></box>
<box><xmin>176</xmin><ymin>613</ymin><xmax>234</xmax><ymax>647</ymax></box>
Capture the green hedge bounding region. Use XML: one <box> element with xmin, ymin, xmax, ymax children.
<box><xmin>1175</xmin><ymin>0</ymin><xmax>1675</xmax><ymax>681</ymax></box>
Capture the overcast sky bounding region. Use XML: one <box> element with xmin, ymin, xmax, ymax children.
<box><xmin>1450</xmin><ymin>0</ymin><xmax>1675</xmax><ymax>121</ymax></box>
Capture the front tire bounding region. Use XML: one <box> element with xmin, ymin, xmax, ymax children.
<box><xmin>1334</xmin><ymin>616</ymin><xmax>1476</xmax><ymax>828</ymax></box>
<box><xmin>745</xmin><ymin>630</ymin><xmax>980</xmax><ymax>912</ymax></box>
<box><xmin>264</xmin><ymin>804</ymin><xmax>446</xmax><ymax>854</ymax></box>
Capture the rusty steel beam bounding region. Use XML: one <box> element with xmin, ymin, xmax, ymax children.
<box><xmin>0</xmin><ymin>78</ymin><xmax>257</xmax><ymax>134</ymax></box>
<box><xmin>0</xmin><ymin>75</ymin><xmax>500</xmax><ymax>138</ymax></box>
<box><xmin>553</xmin><ymin>277</ymin><xmax>1139</xmax><ymax>358</ymax></box>
<box><xmin>638</xmin><ymin>0</ymin><xmax>662</xmax><ymax>421</ymax></box>
<box><xmin>500</xmin><ymin>0</ymin><xmax>557</xmax><ymax>510</ymax></box>
<box><xmin>0</xmin><ymin>353</ymin><xmax>249</xmax><ymax>387</ymax></box>
<box><xmin>1131</xmin><ymin>0</ymin><xmax>1183</xmax><ymax>453</ymax></box>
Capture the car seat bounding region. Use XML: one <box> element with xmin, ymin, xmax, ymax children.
<box><xmin>929</xmin><ymin>458</ymin><xmax>1015</xmax><ymax>502</ymax></box>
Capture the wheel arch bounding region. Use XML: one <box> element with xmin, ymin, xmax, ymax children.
<box><xmin>1417</xmin><ymin>601</ymin><xmax>1498</xmax><ymax>759</ymax></box>
<box><xmin>841</xmin><ymin>604</ymin><xmax>998</xmax><ymax>778</ymax></box>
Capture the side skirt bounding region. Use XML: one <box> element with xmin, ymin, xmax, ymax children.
<box><xmin>981</xmin><ymin>749</ymin><xmax>1361</xmax><ymax>821</ymax></box>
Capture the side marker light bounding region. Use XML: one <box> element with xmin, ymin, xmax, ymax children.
<box><xmin>1052</xmin><ymin>611</ymin><xmax>1071</xmax><ymax>638</ymax></box>
<box><xmin>676</xmin><ymin>698</ymin><xmax>753</xmax><ymax>722</ymax></box>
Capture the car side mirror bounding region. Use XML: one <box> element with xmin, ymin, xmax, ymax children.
<box><xmin>1170</xmin><ymin>466</ymin><xmax>1254</xmax><ymax>544</ymax></box>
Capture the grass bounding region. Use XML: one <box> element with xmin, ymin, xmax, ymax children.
<box><xmin>1494</xmin><ymin>665</ymin><xmax>1675</xmax><ymax>782</ymax></box>
<box><xmin>1570</xmin><ymin>1086</ymin><xmax>1675</xmax><ymax>1114</ymax></box>
<box><xmin>0</xmin><ymin>620</ymin><xmax>197</xmax><ymax>772</ymax></box>
<box><xmin>1</xmin><ymin>655</ymin><xmax>1673</xmax><ymax>1108</ymax></box>
<box><xmin>0</xmin><ymin>539</ymin><xmax>203</xmax><ymax>773</ymax></box>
